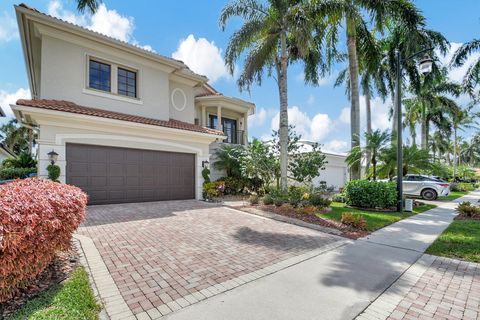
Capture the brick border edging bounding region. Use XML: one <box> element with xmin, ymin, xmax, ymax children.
<box><xmin>230</xmin><ymin>206</ymin><xmax>344</xmax><ymax>236</ymax></box>
<box><xmin>355</xmin><ymin>254</ymin><xmax>437</xmax><ymax>320</ymax></box>
<box><xmin>75</xmin><ymin>234</ymin><xmax>136</xmax><ymax>320</ymax></box>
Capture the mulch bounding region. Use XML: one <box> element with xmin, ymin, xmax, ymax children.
<box><xmin>246</xmin><ymin>205</ymin><xmax>368</xmax><ymax>239</ymax></box>
<box><xmin>0</xmin><ymin>245</ymin><xmax>79</xmax><ymax>319</ymax></box>
<box><xmin>454</xmin><ymin>214</ymin><xmax>480</xmax><ymax>221</ymax></box>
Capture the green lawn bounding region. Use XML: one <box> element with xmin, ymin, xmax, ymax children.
<box><xmin>438</xmin><ymin>191</ymin><xmax>468</xmax><ymax>201</ymax></box>
<box><xmin>426</xmin><ymin>220</ymin><xmax>480</xmax><ymax>263</ymax></box>
<box><xmin>12</xmin><ymin>266</ymin><xmax>100</xmax><ymax>320</ymax></box>
<box><xmin>319</xmin><ymin>202</ymin><xmax>437</xmax><ymax>232</ymax></box>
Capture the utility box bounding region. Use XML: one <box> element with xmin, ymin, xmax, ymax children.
<box><xmin>404</xmin><ymin>199</ymin><xmax>413</xmax><ymax>212</ymax></box>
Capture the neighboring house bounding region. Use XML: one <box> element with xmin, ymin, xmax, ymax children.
<box><xmin>313</xmin><ymin>152</ymin><xmax>349</xmax><ymax>190</ymax></box>
<box><xmin>0</xmin><ymin>143</ymin><xmax>15</xmax><ymax>163</ymax></box>
<box><xmin>299</xmin><ymin>141</ymin><xmax>349</xmax><ymax>190</ymax></box>
<box><xmin>10</xmin><ymin>4</ymin><xmax>255</xmax><ymax>204</ymax></box>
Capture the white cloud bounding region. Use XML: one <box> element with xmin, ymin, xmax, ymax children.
<box><xmin>339</xmin><ymin>95</ymin><xmax>391</xmax><ymax>132</ymax></box>
<box><xmin>270</xmin><ymin>106</ymin><xmax>333</xmax><ymax>142</ymax></box>
<box><xmin>0</xmin><ymin>88</ymin><xmax>31</xmax><ymax>118</ymax></box>
<box><xmin>323</xmin><ymin>139</ymin><xmax>348</xmax><ymax>154</ymax></box>
<box><xmin>172</xmin><ymin>34</ymin><xmax>229</xmax><ymax>83</ymax></box>
<box><xmin>249</xmin><ymin>108</ymin><xmax>267</xmax><ymax>127</ymax></box>
<box><xmin>47</xmin><ymin>1</ymin><xmax>152</xmax><ymax>50</ymax></box>
<box><xmin>0</xmin><ymin>12</ymin><xmax>18</xmax><ymax>43</ymax></box>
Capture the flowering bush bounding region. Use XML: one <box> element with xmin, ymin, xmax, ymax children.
<box><xmin>0</xmin><ymin>178</ymin><xmax>87</xmax><ymax>302</ymax></box>
<box><xmin>341</xmin><ymin>212</ymin><xmax>367</xmax><ymax>230</ymax></box>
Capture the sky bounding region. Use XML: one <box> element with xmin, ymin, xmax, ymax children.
<box><xmin>0</xmin><ymin>0</ymin><xmax>479</xmax><ymax>154</ymax></box>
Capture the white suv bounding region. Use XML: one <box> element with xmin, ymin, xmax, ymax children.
<box><xmin>402</xmin><ymin>174</ymin><xmax>450</xmax><ymax>200</ymax></box>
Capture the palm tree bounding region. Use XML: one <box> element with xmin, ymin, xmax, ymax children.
<box><xmin>378</xmin><ymin>144</ymin><xmax>431</xmax><ymax>178</ymax></box>
<box><xmin>324</xmin><ymin>0</ymin><xmax>423</xmax><ymax>180</ymax></box>
<box><xmin>0</xmin><ymin>119</ymin><xmax>36</xmax><ymax>155</ymax></box>
<box><xmin>402</xmin><ymin>71</ymin><xmax>462</xmax><ymax>149</ymax></box>
<box><xmin>212</xmin><ymin>144</ymin><xmax>244</xmax><ymax>178</ymax></box>
<box><xmin>379</xmin><ymin>21</ymin><xmax>449</xmax><ymax>140</ymax></box>
<box><xmin>429</xmin><ymin>131</ymin><xmax>450</xmax><ymax>162</ymax></box>
<box><xmin>347</xmin><ymin>130</ymin><xmax>390</xmax><ymax>181</ymax></box>
<box><xmin>76</xmin><ymin>0</ymin><xmax>99</xmax><ymax>13</ymax></box>
<box><xmin>450</xmin><ymin>106</ymin><xmax>479</xmax><ymax>179</ymax></box>
<box><xmin>220</xmin><ymin>0</ymin><xmax>322</xmax><ymax>191</ymax></box>
<box><xmin>450</xmin><ymin>39</ymin><xmax>480</xmax><ymax>99</ymax></box>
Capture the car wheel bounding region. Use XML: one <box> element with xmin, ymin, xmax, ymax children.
<box><xmin>421</xmin><ymin>188</ymin><xmax>437</xmax><ymax>200</ymax></box>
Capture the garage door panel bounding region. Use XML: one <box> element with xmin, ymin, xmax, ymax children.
<box><xmin>90</xmin><ymin>163</ymin><xmax>108</xmax><ymax>175</ymax></box>
<box><xmin>66</xmin><ymin>143</ymin><xmax>195</xmax><ymax>204</ymax></box>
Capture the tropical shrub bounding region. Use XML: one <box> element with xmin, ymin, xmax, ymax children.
<box><xmin>451</xmin><ymin>182</ymin><xmax>475</xmax><ymax>192</ymax></box>
<box><xmin>341</xmin><ymin>213</ymin><xmax>367</xmax><ymax>230</ymax></box>
<box><xmin>249</xmin><ymin>195</ymin><xmax>259</xmax><ymax>205</ymax></box>
<box><xmin>456</xmin><ymin>201</ymin><xmax>480</xmax><ymax>217</ymax></box>
<box><xmin>288</xmin><ymin>186</ymin><xmax>305</xmax><ymax>208</ymax></box>
<box><xmin>308</xmin><ymin>193</ymin><xmax>332</xmax><ymax>208</ymax></box>
<box><xmin>331</xmin><ymin>193</ymin><xmax>346</xmax><ymax>203</ymax></box>
<box><xmin>47</xmin><ymin>163</ymin><xmax>61</xmax><ymax>181</ymax></box>
<box><xmin>202</xmin><ymin>167</ymin><xmax>211</xmax><ymax>184</ymax></box>
<box><xmin>0</xmin><ymin>167</ymin><xmax>36</xmax><ymax>180</ymax></box>
<box><xmin>2</xmin><ymin>152</ymin><xmax>36</xmax><ymax>169</ymax></box>
<box><xmin>203</xmin><ymin>181</ymin><xmax>225</xmax><ymax>200</ymax></box>
<box><xmin>222</xmin><ymin>176</ymin><xmax>248</xmax><ymax>195</ymax></box>
<box><xmin>344</xmin><ymin>180</ymin><xmax>397</xmax><ymax>209</ymax></box>
<box><xmin>0</xmin><ymin>178</ymin><xmax>87</xmax><ymax>302</ymax></box>
<box><xmin>274</xmin><ymin>197</ymin><xmax>285</xmax><ymax>207</ymax></box>
<box><xmin>263</xmin><ymin>194</ymin><xmax>274</xmax><ymax>205</ymax></box>
<box><xmin>297</xmin><ymin>206</ymin><xmax>317</xmax><ymax>215</ymax></box>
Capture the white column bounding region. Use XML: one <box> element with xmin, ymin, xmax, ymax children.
<box><xmin>217</xmin><ymin>105</ymin><xmax>222</xmax><ymax>130</ymax></box>
<box><xmin>243</xmin><ymin>112</ymin><xmax>249</xmax><ymax>145</ymax></box>
<box><xmin>201</xmin><ymin>106</ymin><xmax>207</xmax><ymax>127</ymax></box>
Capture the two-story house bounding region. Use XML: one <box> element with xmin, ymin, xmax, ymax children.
<box><xmin>10</xmin><ymin>4</ymin><xmax>255</xmax><ymax>204</ymax></box>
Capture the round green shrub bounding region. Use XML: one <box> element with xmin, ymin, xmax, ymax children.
<box><xmin>263</xmin><ymin>194</ymin><xmax>274</xmax><ymax>205</ymax></box>
<box><xmin>344</xmin><ymin>180</ymin><xmax>397</xmax><ymax>209</ymax></box>
<box><xmin>47</xmin><ymin>163</ymin><xmax>61</xmax><ymax>182</ymax></box>
<box><xmin>249</xmin><ymin>195</ymin><xmax>259</xmax><ymax>205</ymax></box>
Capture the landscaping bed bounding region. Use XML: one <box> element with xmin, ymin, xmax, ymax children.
<box><xmin>321</xmin><ymin>202</ymin><xmax>437</xmax><ymax>232</ymax></box>
<box><xmin>249</xmin><ymin>204</ymin><xmax>368</xmax><ymax>239</ymax></box>
<box><xmin>1</xmin><ymin>245</ymin><xmax>99</xmax><ymax>320</ymax></box>
<box><xmin>242</xmin><ymin>201</ymin><xmax>436</xmax><ymax>239</ymax></box>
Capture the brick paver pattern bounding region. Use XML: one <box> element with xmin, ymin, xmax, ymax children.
<box><xmin>388</xmin><ymin>257</ymin><xmax>480</xmax><ymax>320</ymax></box>
<box><xmin>78</xmin><ymin>200</ymin><xmax>339</xmax><ymax>315</ymax></box>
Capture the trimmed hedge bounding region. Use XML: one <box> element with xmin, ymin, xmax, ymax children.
<box><xmin>0</xmin><ymin>167</ymin><xmax>36</xmax><ymax>180</ymax></box>
<box><xmin>0</xmin><ymin>178</ymin><xmax>87</xmax><ymax>302</ymax></box>
<box><xmin>344</xmin><ymin>180</ymin><xmax>397</xmax><ymax>209</ymax></box>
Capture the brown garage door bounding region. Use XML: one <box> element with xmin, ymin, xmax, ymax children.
<box><xmin>66</xmin><ymin>143</ymin><xmax>195</xmax><ymax>205</ymax></box>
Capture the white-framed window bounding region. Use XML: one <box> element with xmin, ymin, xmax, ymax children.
<box><xmin>85</xmin><ymin>55</ymin><xmax>140</xmax><ymax>101</ymax></box>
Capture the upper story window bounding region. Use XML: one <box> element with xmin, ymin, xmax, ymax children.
<box><xmin>89</xmin><ymin>60</ymin><xmax>111</xmax><ymax>92</ymax></box>
<box><xmin>118</xmin><ymin>67</ymin><xmax>137</xmax><ymax>98</ymax></box>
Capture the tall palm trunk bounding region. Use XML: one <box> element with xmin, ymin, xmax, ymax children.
<box><xmin>420</xmin><ymin>120</ymin><xmax>428</xmax><ymax>149</ymax></box>
<box><xmin>365</xmin><ymin>90</ymin><xmax>372</xmax><ymax>176</ymax></box>
<box><xmin>278</xmin><ymin>31</ymin><xmax>289</xmax><ymax>192</ymax></box>
<box><xmin>372</xmin><ymin>152</ymin><xmax>377</xmax><ymax>181</ymax></box>
<box><xmin>346</xmin><ymin>15</ymin><xmax>361</xmax><ymax>180</ymax></box>
<box><xmin>453</xmin><ymin>127</ymin><xmax>458</xmax><ymax>180</ymax></box>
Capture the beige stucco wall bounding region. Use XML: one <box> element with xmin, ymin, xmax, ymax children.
<box><xmin>39</xmin><ymin>35</ymin><xmax>196</xmax><ymax>123</ymax></box>
<box><xmin>169</xmin><ymin>81</ymin><xmax>195</xmax><ymax>123</ymax></box>
<box><xmin>30</xmin><ymin>110</ymin><xmax>214</xmax><ymax>200</ymax></box>
<box><xmin>312</xmin><ymin>153</ymin><xmax>349</xmax><ymax>190</ymax></box>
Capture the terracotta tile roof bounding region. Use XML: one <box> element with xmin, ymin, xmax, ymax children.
<box><xmin>15</xmin><ymin>99</ymin><xmax>225</xmax><ymax>136</ymax></box>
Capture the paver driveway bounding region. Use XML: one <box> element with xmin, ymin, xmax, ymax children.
<box><xmin>78</xmin><ymin>200</ymin><xmax>341</xmax><ymax>317</ymax></box>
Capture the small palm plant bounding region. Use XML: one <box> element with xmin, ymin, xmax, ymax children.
<box><xmin>213</xmin><ymin>144</ymin><xmax>244</xmax><ymax>178</ymax></box>
<box><xmin>346</xmin><ymin>130</ymin><xmax>390</xmax><ymax>181</ymax></box>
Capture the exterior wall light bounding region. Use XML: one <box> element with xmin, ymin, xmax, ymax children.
<box><xmin>47</xmin><ymin>150</ymin><xmax>59</xmax><ymax>163</ymax></box>
<box><xmin>202</xmin><ymin>160</ymin><xmax>210</xmax><ymax>168</ymax></box>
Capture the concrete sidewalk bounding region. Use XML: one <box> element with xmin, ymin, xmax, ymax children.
<box><xmin>165</xmin><ymin>191</ymin><xmax>480</xmax><ymax>320</ymax></box>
